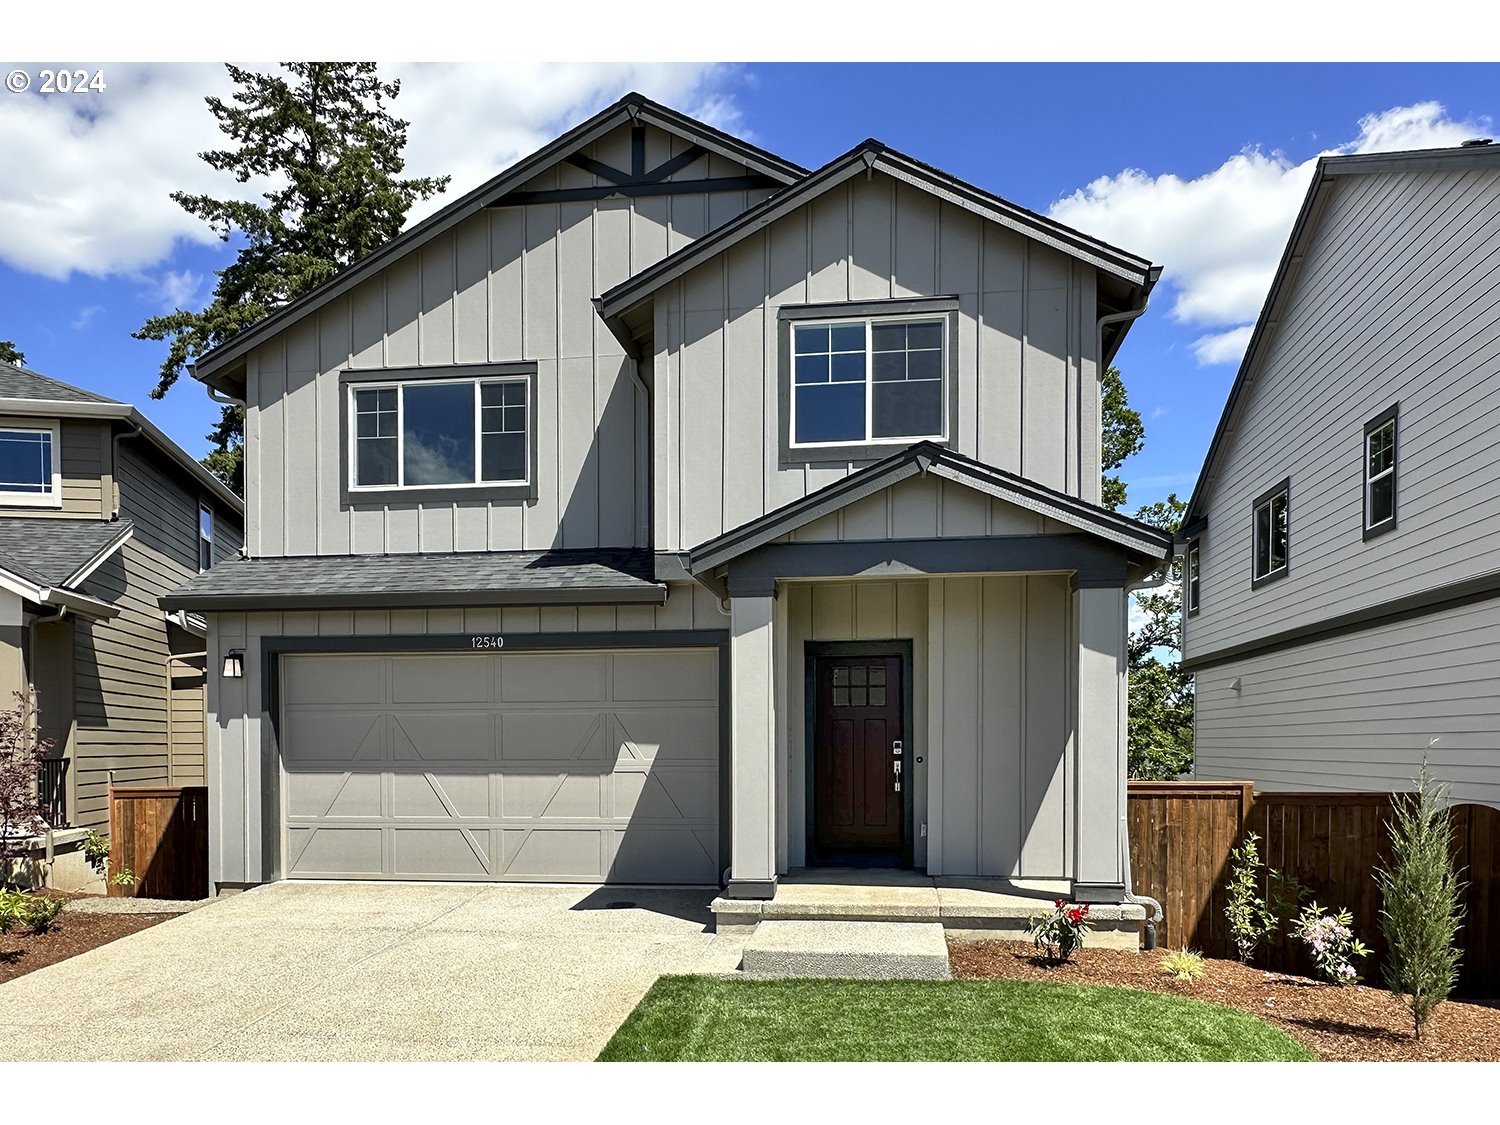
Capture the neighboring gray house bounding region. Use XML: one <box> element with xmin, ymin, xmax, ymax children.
<box><xmin>1182</xmin><ymin>141</ymin><xmax>1500</xmax><ymax>809</ymax></box>
<box><xmin>0</xmin><ymin>362</ymin><xmax>243</xmax><ymax>884</ymax></box>
<box><xmin>167</xmin><ymin>93</ymin><xmax>1170</xmax><ymax>913</ymax></box>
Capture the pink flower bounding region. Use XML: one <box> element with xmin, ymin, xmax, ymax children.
<box><xmin>1055</xmin><ymin>898</ymin><xmax>1067</xmax><ymax>909</ymax></box>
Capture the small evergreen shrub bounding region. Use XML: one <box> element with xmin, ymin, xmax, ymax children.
<box><xmin>1162</xmin><ymin>948</ymin><xmax>1207</xmax><ymax>982</ymax></box>
<box><xmin>1377</xmin><ymin>763</ymin><xmax>1466</xmax><ymax>1039</ymax></box>
<box><xmin>1292</xmin><ymin>902</ymin><xmax>1369</xmax><ymax>985</ymax></box>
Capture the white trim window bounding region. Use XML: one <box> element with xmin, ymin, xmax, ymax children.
<box><xmin>349</xmin><ymin>377</ymin><xmax>529</xmax><ymax>492</ymax></box>
<box><xmin>1185</xmin><ymin>539</ymin><xmax>1201</xmax><ymax>615</ymax></box>
<box><xmin>0</xmin><ymin>421</ymin><xmax>62</xmax><ymax>508</ymax></box>
<box><xmin>198</xmin><ymin>505</ymin><xmax>214</xmax><ymax>572</ymax></box>
<box><xmin>1365</xmin><ymin>415</ymin><xmax>1396</xmax><ymax>533</ymax></box>
<box><xmin>790</xmin><ymin>317</ymin><xmax>947</xmax><ymax>447</ymax></box>
<box><xmin>1252</xmin><ymin>483</ymin><xmax>1289</xmax><ymax>585</ymax></box>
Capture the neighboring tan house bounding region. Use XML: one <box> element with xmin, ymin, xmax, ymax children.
<box><xmin>1181</xmin><ymin>141</ymin><xmax>1500</xmax><ymax>809</ymax></box>
<box><xmin>167</xmin><ymin>93</ymin><xmax>1170</xmax><ymax>916</ymax></box>
<box><xmin>0</xmin><ymin>361</ymin><xmax>243</xmax><ymax>885</ymax></box>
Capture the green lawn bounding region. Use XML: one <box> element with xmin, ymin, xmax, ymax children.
<box><xmin>598</xmin><ymin>976</ymin><xmax>1315</xmax><ymax>1062</ymax></box>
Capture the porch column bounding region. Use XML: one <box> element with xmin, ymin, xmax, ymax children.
<box><xmin>726</xmin><ymin>584</ymin><xmax>777</xmax><ymax>899</ymax></box>
<box><xmin>1073</xmin><ymin>581</ymin><xmax>1128</xmax><ymax>903</ymax></box>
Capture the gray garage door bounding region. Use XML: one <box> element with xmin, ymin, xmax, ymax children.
<box><xmin>279</xmin><ymin>649</ymin><xmax>720</xmax><ymax>883</ymax></box>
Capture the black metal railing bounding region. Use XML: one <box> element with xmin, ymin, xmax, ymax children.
<box><xmin>39</xmin><ymin>758</ymin><xmax>69</xmax><ymax>828</ymax></box>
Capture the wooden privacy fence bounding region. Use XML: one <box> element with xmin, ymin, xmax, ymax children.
<box><xmin>1127</xmin><ymin>782</ymin><xmax>1500</xmax><ymax>997</ymax></box>
<box><xmin>108</xmin><ymin>786</ymin><xmax>209</xmax><ymax>901</ymax></box>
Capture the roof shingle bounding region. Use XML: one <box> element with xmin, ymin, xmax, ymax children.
<box><xmin>0</xmin><ymin>517</ymin><xmax>133</xmax><ymax>587</ymax></box>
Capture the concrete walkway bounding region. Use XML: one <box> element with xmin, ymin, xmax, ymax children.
<box><xmin>0</xmin><ymin>882</ymin><xmax>743</xmax><ymax>1062</ymax></box>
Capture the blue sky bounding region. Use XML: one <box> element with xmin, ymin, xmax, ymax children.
<box><xmin>2</xmin><ymin>62</ymin><xmax>1496</xmax><ymax>514</ymax></box>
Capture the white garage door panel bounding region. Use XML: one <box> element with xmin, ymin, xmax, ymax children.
<box><xmin>281</xmin><ymin>649</ymin><xmax>719</xmax><ymax>884</ymax></box>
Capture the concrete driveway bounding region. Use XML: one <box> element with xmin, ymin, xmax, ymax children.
<box><xmin>0</xmin><ymin>882</ymin><xmax>744</xmax><ymax>1061</ymax></box>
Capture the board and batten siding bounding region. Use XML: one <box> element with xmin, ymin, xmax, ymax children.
<box><xmin>780</xmin><ymin>473</ymin><xmax>1074</xmax><ymax>543</ymax></box>
<box><xmin>779</xmin><ymin>574</ymin><xmax>1074</xmax><ymax>879</ymax></box>
<box><xmin>205</xmin><ymin>580</ymin><xmax>729</xmax><ymax>886</ymax></box>
<box><xmin>244</xmin><ymin>122</ymin><xmax>774</xmax><ymax>558</ymax></box>
<box><xmin>1195</xmin><ymin>596</ymin><xmax>1500</xmax><ymax>809</ymax></box>
<box><xmin>69</xmin><ymin>441</ymin><xmax>242</xmax><ymax>830</ymax></box>
<box><xmin>651</xmin><ymin>173</ymin><xmax>1101</xmax><ymax>554</ymax></box>
<box><xmin>1185</xmin><ymin>165</ymin><xmax>1500</xmax><ymax>661</ymax></box>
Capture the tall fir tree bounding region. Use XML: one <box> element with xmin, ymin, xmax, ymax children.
<box><xmin>1127</xmin><ymin>493</ymin><xmax>1194</xmax><ymax>779</ymax></box>
<box><xmin>1101</xmin><ymin>365</ymin><xmax>1144</xmax><ymax>511</ymax></box>
<box><xmin>135</xmin><ymin>63</ymin><xmax>450</xmax><ymax>493</ymax></box>
<box><xmin>0</xmin><ymin>341</ymin><xmax>24</xmax><ymax>366</ymax></box>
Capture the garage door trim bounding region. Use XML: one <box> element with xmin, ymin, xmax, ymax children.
<box><xmin>260</xmin><ymin>629</ymin><xmax>730</xmax><ymax>883</ymax></box>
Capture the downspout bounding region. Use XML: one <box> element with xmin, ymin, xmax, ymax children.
<box><xmin>1094</xmin><ymin>274</ymin><xmax>1166</xmax><ymax>947</ymax></box>
<box><xmin>110</xmin><ymin>423</ymin><xmax>144</xmax><ymax>519</ymax></box>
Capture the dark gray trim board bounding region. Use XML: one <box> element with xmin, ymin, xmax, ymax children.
<box><xmin>1249</xmin><ymin>477</ymin><xmax>1290</xmax><ymax>590</ymax></box>
<box><xmin>260</xmin><ymin>628</ymin><xmax>732</xmax><ymax>885</ymax></box>
<box><xmin>1180</xmin><ymin>568</ymin><xmax>1500</xmax><ymax>673</ymax></box>
<box><xmin>803</xmin><ymin>640</ymin><xmax>916</xmax><ymax>870</ymax></box>
<box><xmin>338</xmin><ymin>363</ymin><xmax>539</xmax><ymax>508</ymax></box>
<box><xmin>171</xmin><ymin>584</ymin><xmax>666</xmax><ymax>612</ymax></box>
<box><xmin>191</xmin><ymin>91</ymin><xmax>806</xmax><ymax>391</ymax></box>
<box><xmin>495</xmin><ymin>175</ymin><xmax>781</xmax><ymax>206</ymax></box>
<box><xmin>777</xmin><ymin>300</ymin><xmax>961</xmax><ymax>467</ymax></box>
<box><xmin>1362</xmin><ymin>401</ymin><xmax>1399</xmax><ymax>542</ymax></box>
<box><xmin>732</xmin><ymin>536</ymin><xmax>1130</xmax><ymax>587</ymax></box>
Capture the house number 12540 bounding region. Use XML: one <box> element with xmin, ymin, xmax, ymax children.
<box><xmin>470</xmin><ymin>636</ymin><xmax>505</xmax><ymax>650</ymax></box>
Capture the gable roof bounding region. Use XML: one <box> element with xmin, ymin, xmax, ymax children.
<box><xmin>0</xmin><ymin>361</ymin><xmax>244</xmax><ymax>516</ymax></box>
<box><xmin>190</xmin><ymin>92</ymin><xmax>807</xmax><ymax>394</ymax></box>
<box><xmin>1182</xmin><ymin>141</ymin><xmax>1500</xmax><ymax>537</ymax></box>
<box><xmin>0</xmin><ymin>516</ymin><xmax>133</xmax><ymax>588</ymax></box>
<box><xmin>689</xmin><ymin>441</ymin><xmax>1173</xmax><ymax>575</ymax></box>
<box><xmin>0</xmin><ymin>362</ymin><xmax>120</xmax><ymax>405</ymax></box>
<box><xmin>598</xmin><ymin>139</ymin><xmax>1159</xmax><ymax>356</ymax></box>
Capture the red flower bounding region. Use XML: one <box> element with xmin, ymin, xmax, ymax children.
<box><xmin>1066</xmin><ymin>907</ymin><xmax>1084</xmax><ymax>924</ymax></box>
<box><xmin>1055</xmin><ymin>898</ymin><xmax>1067</xmax><ymax>909</ymax></box>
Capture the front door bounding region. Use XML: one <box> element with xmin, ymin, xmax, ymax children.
<box><xmin>811</xmin><ymin>653</ymin><xmax>905</xmax><ymax>864</ymax></box>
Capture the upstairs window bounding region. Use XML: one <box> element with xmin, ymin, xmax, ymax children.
<box><xmin>791</xmin><ymin>317</ymin><xmax>946</xmax><ymax>447</ymax></box>
<box><xmin>1364</xmin><ymin>404</ymin><xmax>1398</xmax><ymax>539</ymax></box>
<box><xmin>198</xmin><ymin>505</ymin><xmax>213</xmax><ymax>572</ymax></box>
<box><xmin>0</xmin><ymin>422</ymin><xmax>60</xmax><ymax>508</ymax></box>
<box><xmin>779</xmin><ymin>299</ymin><xmax>956</xmax><ymax>464</ymax></box>
<box><xmin>344</xmin><ymin>367</ymin><xmax>533</xmax><ymax>502</ymax></box>
<box><xmin>1185</xmin><ymin>539</ymin><xmax>1201</xmax><ymax>616</ymax></box>
<box><xmin>1251</xmin><ymin>480</ymin><xmax>1290</xmax><ymax>587</ymax></box>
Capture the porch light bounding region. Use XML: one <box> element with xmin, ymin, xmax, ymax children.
<box><xmin>222</xmin><ymin>649</ymin><xmax>244</xmax><ymax>679</ymax></box>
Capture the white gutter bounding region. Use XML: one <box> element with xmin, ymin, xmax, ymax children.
<box><xmin>0</xmin><ymin>568</ymin><xmax>120</xmax><ymax>620</ymax></box>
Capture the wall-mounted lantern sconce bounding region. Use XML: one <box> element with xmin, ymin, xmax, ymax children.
<box><xmin>222</xmin><ymin>649</ymin><xmax>245</xmax><ymax>679</ymax></box>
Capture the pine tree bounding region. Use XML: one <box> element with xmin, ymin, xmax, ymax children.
<box><xmin>135</xmin><ymin>63</ymin><xmax>450</xmax><ymax>493</ymax></box>
<box><xmin>0</xmin><ymin>341</ymin><xmax>24</xmax><ymax>366</ymax></box>
<box><xmin>1101</xmin><ymin>365</ymin><xmax>1144</xmax><ymax>511</ymax></box>
<box><xmin>1376</xmin><ymin>761</ymin><xmax>1466</xmax><ymax>1039</ymax></box>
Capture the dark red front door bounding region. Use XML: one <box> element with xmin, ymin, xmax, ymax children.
<box><xmin>812</xmin><ymin>654</ymin><xmax>904</xmax><ymax>863</ymax></box>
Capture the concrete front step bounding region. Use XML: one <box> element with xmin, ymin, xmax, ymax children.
<box><xmin>741</xmin><ymin>920</ymin><xmax>951</xmax><ymax>980</ymax></box>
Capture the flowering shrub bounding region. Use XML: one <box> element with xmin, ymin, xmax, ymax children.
<box><xmin>1028</xmin><ymin>899</ymin><xmax>1091</xmax><ymax>964</ymax></box>
<box><xmin>1292</xmin><ymin>902</ymin><xmax>1370</xmax><ymax>985</ymax></box>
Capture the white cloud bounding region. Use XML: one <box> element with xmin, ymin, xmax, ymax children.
<box><xmin>151</xmin><ymin>267</ymin><xmax>203</xmax><ymax>310</ymax></box>
<box><xmin>0</xmin><ymin>62</ymin><xmax>740</xmax><ymax>280</ymax></box>
<box><xmin>70</xmin><ymin>304</ymin><xmax>104</xmax><ymax>329</ymax></box>
<box><xmin>1191</xmin><ymin>324</ymin><xmax>1255</xmax><ymax>365</ymax></box>
<box><xmin>1049</xmin><ymin>102</ymin><xmax>1492</xmax><ymax>365</ymax></box>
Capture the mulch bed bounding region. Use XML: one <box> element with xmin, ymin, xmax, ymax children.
<box><xmin>948</xmin><ymin>940</ymin><xmax>1500</xmax><ymax>1062</ymax></box>
<box><xmin>1</xmin><ymin>895</ymin><xmax>175</xmax><ymax>985</ymax></box>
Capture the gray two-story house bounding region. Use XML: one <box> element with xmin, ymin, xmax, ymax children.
<box><xmin>167</xmin><ymin>94</ymin><xmax>1170</xmax><ymax>916</ymax></box>
<box><xmin>1182</xmin><ymin>141</ymin><xmax>1500</xmax><ymax>809</ymax></box>
<box><xmin>0</xmin><ymin>361</ymin><xmax>243</xmax><ymax>885</ymax></box>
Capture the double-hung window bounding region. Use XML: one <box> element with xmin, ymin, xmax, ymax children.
<box><xmin>0</xmin><ymin>421</ymin><xmax>60</xmax><ymax>508</ymax></box>
<box><xmin>343</xmin><ymin>365</ymin><xmax>534</xmax><ymax>503</ymax></box>
<box><xmin>1363</xmin><ymin>404</ymin><xmax>1398</xmax><ymax>539</ymax></box>
<box><xmin>1251</xmin><ymin>480</ymin><xmax>1290</xmax><ymax>587</ymax></box>
<box><xmin>198</xmin><ymin>505</ymin><xmax>213</xmax><ymax>572</ymax></box>
<box><xmin>781</xmin><ymin>299</ymin><xmax>955</xmax><ymax>461</ymax></box>
<box><xmin>1185</xmin><ymin>539</ymin><xmax>1201</xmax><ymax>616</ymax></box>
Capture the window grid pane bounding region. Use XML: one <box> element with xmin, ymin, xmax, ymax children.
<box><xmin>791</xmin><ymin>316</ymin><xmax>945</xmax><ymax>445</ymax></box>
<box><xmin>353</xmin><ymin>387</ymin><xmax>399</xmax><ymax>487</ymax></box>
<box><xmin>0</xmin><ymin>429</ymin><xmax>54</xmax><ymax>493</ymax></box>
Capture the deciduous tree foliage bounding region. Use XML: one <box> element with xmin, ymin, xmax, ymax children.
<box><xmin>135</xmin><ymin>63</ymin><xmax>450</xmax><ymax>494</ymax></box>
